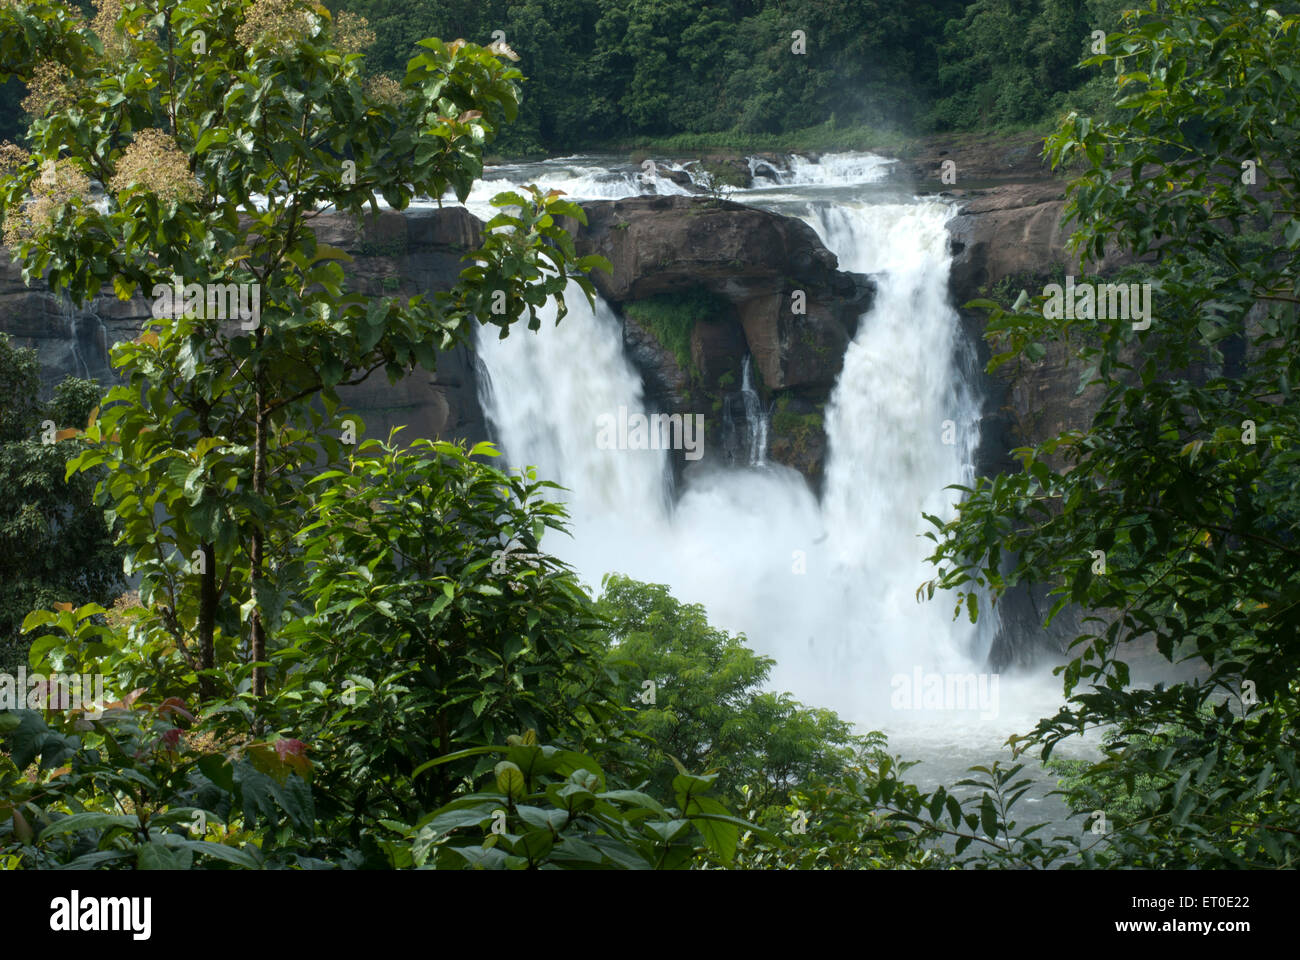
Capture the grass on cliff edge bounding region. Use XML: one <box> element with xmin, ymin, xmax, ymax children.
<box><xmin>602</xmin><ymin>121</ymin><xmax>918</xmax><ymax>158</ymax></box>
<box><xmin>623</xmin><ymin>289</ymin><xmax>729</xmax><ymax>377</ymax></box>
<box><xmin>484</xmin><ymin>119</ymin><xmax>1061</xmax><ymax>164</ymax></box>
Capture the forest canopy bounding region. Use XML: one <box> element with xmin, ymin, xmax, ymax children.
<box><xmin>0</xmin><ymin>0</ymin><xmax>1154</xmax><ymax>153</ymax></box>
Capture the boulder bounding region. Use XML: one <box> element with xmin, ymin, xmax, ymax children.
<box><xmin>945</xmin><ymin>179</ymin><xmax>1146</xmax><ymax>462</ymax></box>
<box><xmin>571</xmin><ymin>195</ymin><xmax>872</xmax><ymax>392</ymax></box>
<box><xmin>567</xmin><ymin>195</ymin><xmax>875</xmax><ymax>483</ymax></box>
<box><xmin>946</xmin><ymin>181</ymin><xmax>1073</xmax><ymax>305</ymax></box>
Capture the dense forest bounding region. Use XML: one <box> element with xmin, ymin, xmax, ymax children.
<box><xmin>0</xmin><ymin>0</ymin><xmax>1139</xmax><ymax>153</ymax></box>
<box><xmin>333</xmin><ymin>0</ymin><xmax>1142</xmax><ymax>153</ymax></box>
<box><xmin>0</xmin><ymin>0</ymin><xmax>1296</xmax><ymax>891</ymax></box>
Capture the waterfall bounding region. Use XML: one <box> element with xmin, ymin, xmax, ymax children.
<box><xmin>740</xmin><ymin>356</ymin><xmax>768</xmax><ymax>467</ymax></box>
<box><xmin>463</xmin><ymin>156</ymin><xmax>692</xmax><ymax>209</ymax></box>
<box><xmin>474</xmin><ymin>293</ymin><xmax>673</xmax><ymax>575</ymax></box>
<box><xmin>54</xmin><ymin>290</ymin><xmax>108</xmax><ymax>383</ymax></box>
<box><xmin>792</xmin><ymin>200</ymin><xmax>998</xmax><ymax>691</ymax></box>
<box><xmin>56</xmin><ymin>291</ymin><xmax>90</xmax><ymax>380</ymax></box>
<box><xmin>465</xmin><ymin>155</ymin><xmax>995</xmax><ymax>727</ymax></box>
<box><xmin>721</xmin><ymin>356</ymin><xmax>769</xmax><ymax>468</ymax></box>
<box><xmin>781</xmin><ymin>152</ymin><xmax>894</xmax><ymax>186</ymax></box>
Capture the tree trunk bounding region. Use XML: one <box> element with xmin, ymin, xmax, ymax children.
<box><xmin>196</xmin><ymin>397</ymin><xmax>217</xmax><ymax>700</ymax></box>
<box><xmin>198</xmin><ymin>542</ymin><xmax>216</xmax><ymax>699</ymax></box>
<box><xmin>250</xmin><ymin>360</ymin><xmax>267</xmax><ymax>698</ymax></box>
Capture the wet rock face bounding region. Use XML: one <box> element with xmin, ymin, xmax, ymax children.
<box><xmin>1</xmin><ymin>174</ymin><xmax>1110</xmax><ymax>513</ymax></box>
<box><xmin>0</xmin><ymin>256</ymin><xmax>140</xmax><ymax>391</ymax></box>
<box><xmin>896</xmin><ymin>132</ymin><xmax>1057</xmax><ymax>186</ymax></box>
<box><xmin>0</xmin><ymin>165</ymin><xmax>1112</xmax><ymax>670</ymax></box>
<box><xmin>937</xmin><ymin>166</ymin><xmax>1152</xmax><ymax>670</ymax></box>
<box><xmin>944</xmin><ymin>177</ymin><xmax>1143</xmax><ymax>462</ymax></box>
<box><xmin>1</xmin><ymin>197</ymin><xmax>876</xmax><ymax>485</ymax></box>
<box><xmin>564</xmin><ymin>195</ymin><xmax>874</xmax><ymax>484</ymax></box>
<box><xmin>945</xmin><ymin>181</ymin><xmax>1073</xmax><ymax>306</ymax></box>
<box><xmin>0</xmin><ymin>207</ymin><xmax>491</xmax><ymax>448</ymax></box>
<box><xmin>316</xmin><ymin>206</ymin><xmax>490</xmax><ymax>446</ymax></box>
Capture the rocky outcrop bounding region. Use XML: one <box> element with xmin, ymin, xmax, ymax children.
<box><xmin>929</xmin><ymin>150</ymin><xmax>1155</xmax><ymax>669</ymax></box>
<box><xmin>566</xmin><ymin>194</ymin><xmax>874</xmax><ymax>483</ymax></box>
<box><xmin>894</xmin><ymin>131</ymin><xmax>1055</xmax><ymax>186</ymax></box>
<box><xmin>311</xmin><ymin>206</ymin><xmax>489</xmax><ymax>445</ymax></box>
<box><xmin>946</xmin><ymin>181</ymin><xmax>1071</xmax><ymax>305</ymax></box>
<box><xmin>0</xmin><ymin>263</ymin><xmax>132</xmax><ymax>391</ymax></box>
<box><xmin>5</xmin><ymin>156</ymin><xmax>1131</xmax><ymax>491</ymax></box>
<box><xmin>944</xmin><ymin>176</ymin><xmax>1148</xmax><ymax>471</ymax></box>
<box><xmin>0</xmin><ymin>153</ymin><xmax>1135</xmax><ymax>672</ymax></box>
<box><xmin>571</xmin><ymin>195</ymin><xmax>872</xmax><ymax>383</ymax></box>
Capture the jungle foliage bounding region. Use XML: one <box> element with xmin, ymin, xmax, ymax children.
<box><xmin>2</xmin><ymin>0</ymin><xmax>1298</xmax><ymax>871</ymax></box>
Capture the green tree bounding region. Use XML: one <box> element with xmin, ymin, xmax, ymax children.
<box><xmin>929</xmin><ymin>0</ymin><xmax>1088</xmax><ymax>129</ymax></box>
<box><xmin>926</xmin><ymin>0</ymin><xmax>1300</xmax><ymax>866</ymax></box>
<box><xmin>1</xmin><ymin>0</ymin><xmax>736</xmax><ymax>873</ymax></box>
<box><xmin>1</xmin><ymin>0</ymin><xmax>604</xmax><ymax>704</ymax></box>
<box><xmin>326</xmin><ymin>0</ymin><xmax>984</xmax><ymax>152</ymax></box>
<box><xmin>268</xmin><ymin>435</ymin><xmax>623</xmax><ymax>840</ymax></box>
<box><xmin>595</xmin><ymin>575</ymin><xmax>862</xmax><ymax>811</ymax></box>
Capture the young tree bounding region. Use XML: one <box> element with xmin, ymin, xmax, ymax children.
<box><xmin>0</xmin><ymin>0</ymin><xmax>605</xmax><ymax>702</ymax></box>
<box><xmin>596</xmin><ymin>575</ymin><xmax>863</xmax><ymax>809</ymax></box>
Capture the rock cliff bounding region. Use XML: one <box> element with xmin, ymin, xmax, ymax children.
<box><xmin>566</xmin><ymin>194</ymin><xmax>874</xmax><ymax>485</ymax></box>
<box><xmin>1</xmin><ymin>206</ymin><xmax>490</xmax><ymax>447</ymax></box>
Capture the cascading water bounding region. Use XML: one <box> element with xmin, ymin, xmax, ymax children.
<box><xmin>740</xmin><ymin>356</ymin><xmax>768</xmax><ymax>468</ymax></box>
<box><xmin>55</xmin><ymin>291</ymin><xmax>108</xmax><ymax>382</ymax></box>
<box><xmin>792</xmin><ymin>199</ymin><xmax>997</xmax><ymax>679</ymax></box>
<box><xmin>461</xmin><ymin>155</ymin><xmax>692</xmax><ymax>209</ymax></box>
<box><xmin>722</xmin><ymin>356</ymin><xmax>769</xmax><ymax>468</ymax></box>
<box><xmin>463</xmin><ymin>154</ymin><xmax>1077</xmax><ymax>789</ymax></box>
<box><xmin>474</xmin><ymin>294</ymin><xmax>673</xmax><ymax>577</ymax></box>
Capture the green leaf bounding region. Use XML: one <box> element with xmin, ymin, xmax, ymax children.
<box><xmin>197</xmin><ymin>755</ymin><xmax>235</xmax><ymax>793</ymax></box>
<box><xmin>38</xmin><ymin>812</ymin><xmax>139</xmax><ymax>840</ymax></box>
<box><xmin>597</xmin><ymin>789</ymin><xmax>669</xmax><ymax>818</ymax></box>
<box><xmin>979</xmin><ymin>794</ymin><xmax>999</xmax><ymax>839</ymax></box>
<box><xmin>515</xmin><ymin>805</ymin><xmax>568</xmax><ymax>832</ymax></box>
<box><xmin>684</xmin><ymin>795</ymin><xmax>740</xmax><ymax>863</ymax></box>
<box><xmin>494</xmin><ymin>760</ymin><xmax>526</xmax><ymax>800</ymax></box>
<box><xmin>137</xmin><ymin>841</ymin><xmax>193</xmax><ymax>870</ymax></box>
<box><xmin>946</xmin><ymin>794</ymin><xmax>963</xmax><ymax>829</ymax></box>
<box><xmin>176</xmin><ymin>839</ymin><xmax>263</xmax><ymax>869</ymax></box>
<box><xmin>413</xmin><ymin>746</ymin><xmax>505</xmax><ymax>779</ymax></box>
<box><xmin>515</xmin><ymin>828</ymin><xmax>554</xmax><ymax>862</ymax></box>
<box><xmin>20</xmin><ymin>610</ymin><xmax>57</xmax><ymax>634</ymax></box>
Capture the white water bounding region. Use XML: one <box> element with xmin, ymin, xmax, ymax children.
<box><xmin>739</xmin><ymin>356</ymin><xmax>767</xmax><ymax>467</ymax></box>
<box><xmin>781</xmin><ymin>152</ymin><xmax>895</xmax><ymax>186</ymax></box>
<box><xmin>463</xmin><ymin>155</ymin><xmax>1086</xmax><ymax>797</ymax></box>
<box><xmin>465</xmin><ymin>155</ymin><xmax>692</xmax><ymax>208</ymax></box>
<box><xmin>805</xmin><ymin>200</ymin><xmax>994</xmax><ymax>688</ymax></box>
